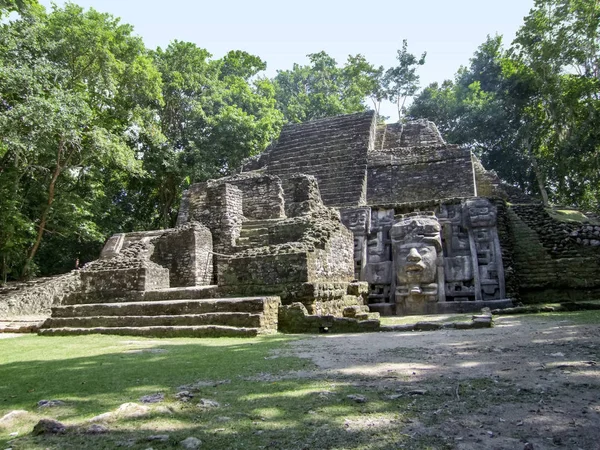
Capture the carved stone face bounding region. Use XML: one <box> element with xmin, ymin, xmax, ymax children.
<box><xmin>396</xmin><ymin>242</ymin><xmax>438</xmax><ymax>285</ymax></box>
<box><xmin>391</xmin><ymin>213</ymin><xmax>442</xmax><ymax>290</ymax></box>
<box><xmin>466</xmin><ymin>198</ymin><xmax>496</xmax><ymax>228</ymax></box>
<box><xmin>341</xmin><ymin>208</ymin><xmax>370</xmax><ymax>233</ymax></box>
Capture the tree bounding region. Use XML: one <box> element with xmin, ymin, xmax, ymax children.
<box><xmin>136</xmin><ymin>42</ymin><xmax>284</xmax><ymax>229</ymax></box>
<box><xmin>0</xmin><ymin>0</ymin><xmax>42</xmax><ymax>18</ymax></box>
<box><xmin>512</xmin><ymin>0</ymin><xmax>600</xmax><ymax>208</ymax></box>
<box><xmin>408</xmin><ymin>36</ymin><xmax>548</xmax><ymax>200</ymax></box>
<box><xmin>410</xmin><ymin>0</ymin><xmax>600</xmax><ymax>211</ymax></box>
<box><xmin>383</xmin><ymin>40</ymin><xmax>426</xmax><ymax>121</ymax></box>
<box><xmin>0</xmin><ymin>3</ymin><xmax>163</xmax><ymax>278</ymax></box>
<box><xmin>273</xmin><ymin>51</ymin><xmax>383</xmax><ymax>123</ymax></box>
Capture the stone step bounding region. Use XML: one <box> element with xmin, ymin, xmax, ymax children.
<box><xmin>242</xmin><ymin>219</ymin><xmax>280</xmax><ymax>229</ymax></box>
<box><xmin>354</xmin><ymin>312</ymin><xmax>381</xmax><ymax>321</ymax></box>
<box><xmin>38</xmin><ymin>325</ymin><xmax>261</xmax><ymax>338</ymax></box>
<box><xmin>52</xmin><ymin>297</ymin><xmax>280</xmax><ymax>318</ymax></box>
<box><xmin>43</xmin><ymin>312</ymin><xmax>264</xmax><ymax>329</ymax></box>
<box><xmin>64</xmin><ymin>285</ymin><xmax>220</xmax><ymax>305</ymax></box>
<box><xmin>235</xmin><ymin>237</ymin><xmax>269</xmax><ymax>249</ymax></box>
<box><xmin>239</xmin><ymin>227</ymin><xmax>269</xmax><ymax>237</ymax></box>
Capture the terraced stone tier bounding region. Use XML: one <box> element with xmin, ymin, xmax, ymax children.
<box><xmin>38</xmin><ymin>325</ymin><xmax>260</xmax><ymax>338</ymax></box>
<box><xmin>39</xmin><ymin>296</ymin><xmax>281</xmax><ymax>338</ymax></box>
<box><xmin>43</xmin><ymin>312</ymin><xmax>264</xmax><ymax>329</ymax></box>
<box><xmin>64</xmin><ymin>285</ymin><xmax>220</xmax><ymax>305</ymax></box>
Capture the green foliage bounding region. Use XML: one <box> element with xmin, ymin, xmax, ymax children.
<box><xmin>137</xmin><ymin>41</ymin><xmax>283</xmax><ymax>229</ymax></box>
<box><xmin>410</xmin><ymin>0</ymin><xmax>600</xmax><ymax>211</ymax></box>
<box><xmin>0</xmin><ymin>0</ymin><xmax>43</xmax><ymax>18</ymax></box>
<box><xmin>273</xmin><ymin>51</ymin><xmax>383</xmax><ymax>123</ymax></box>
<box><xmin>383</xmin><ymin>39</ymin><xmax>426</xmax><ymax>120</ymax></box>
<box><xmin>0</xmin><ymin>3</ymin><xmax>163</xmax><ymax>278</ymax></box>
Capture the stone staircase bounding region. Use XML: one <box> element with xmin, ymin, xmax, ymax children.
<box><xmin>235</xmin><ymin>219</ymin><xmax>274</xmax><ymax>250</ymax></box>
<box><xmin>38</xmin><ymin>286</ymin><xmax>280</xmax><ymax>338</ymax></box>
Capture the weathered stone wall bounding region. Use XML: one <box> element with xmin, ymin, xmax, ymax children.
<box><xmin>179</xmin><ymin>174</ymin><xmax>283</xmax><ymax>225</ymax></box>
<box><xmin>154</xmin><ymin>223</ymin><xmax>213</xmax><ymax>287</ymax></box>
<box><xmin>217</xmin><ymin>173</ymin><xmax>285</xmax><ymax>220</ymax></box>
<box><xmin>367</xmin><ymin>145</ymin><xmax>476</xmax><ymax>204</ymax></box>
<box><xmin>379</xmin><ymin>121</ymin><xmax>445</xmax><ymax>150</ymax></box>
<box><xmin>0</xmin><ymin>272</ymin><xmax>81</xmax><ymax>317</ymax></box>
<box><xmin>181</xmin><ymin>183</ymin><xmax>243</xmax><ymax>255</ymax></box>
<box><xmin>503</xmin><ymin>203</ymin><xmax>600</xmax><ymax>302</ymax></box>
<box><xmin>81</xmin><ymin>241</ymin><xmax>170</xmax><ymax>293</ymax></box>
<box><xmin>306</xmin><ymin>225</ymin><xmax>355</xmax><ymax>282</ymax></box>
<box><xmin>283</xmin><ymin>174</ymin><xmax>326</xmax><ymax>218</ymax></box>
<box><xmin>511</xmin><ymin>203</ymin><xmax>600</xmax><ymax>257</ymax></box>
<box><xmin>261</xmin><ymin>111</ymin><xmax>376</xmax><ymax>207</ymax></box>
<box><xmin>340</xmin><ymin>207</ymin><xmax>371</xmax><ymax>279</ymax></box>
<box><xmin>217</xmin><ymin>217</ymin><xmax>354</xmax><ymax>288</ymax></box>
<box><xmin>218</xmin><ymin>253</ymin><xmax>309</xmax><ymax>287</ymax></box>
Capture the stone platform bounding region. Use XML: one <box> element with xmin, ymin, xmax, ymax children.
<box><xmin>371</xmin><ymin>299</ymin><xmax>514</xmax><ymax>316</ymax></box>
<box><xmin>39</xmin><ymin>287</ymin><xmax>280</xmax><ymax>338</ymax></box>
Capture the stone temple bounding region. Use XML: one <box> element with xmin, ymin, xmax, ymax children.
<box><xmin>2</xmin><ymin>111</ymin><xmax>600</xmax><ymax>336</ymax></box>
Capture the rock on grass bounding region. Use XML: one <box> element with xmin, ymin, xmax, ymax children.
<box><xmin>32</xmin><ymin>419</ymin><xmax>66</xmax><ymax>435</ymax></box>
<box><xmin>180</xmin><ymin>436</ymin><xmax>202</xmax><ymax>449</ymax></box>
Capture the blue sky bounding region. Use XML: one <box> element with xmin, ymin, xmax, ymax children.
<box><xmin>40</xmin><ymin>0</ymin><xmax>535</xmax><ymax>119</ymax></box>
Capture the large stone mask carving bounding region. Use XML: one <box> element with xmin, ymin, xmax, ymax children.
<box><xmin>391</xmin><ymin>214</ymin><xmax>442</xmax><ymax>289</ymax></box>
<box><xmin>466</xmin><ymin>198</ymin><xmax>496</xmax><ymax>228</ymax></box>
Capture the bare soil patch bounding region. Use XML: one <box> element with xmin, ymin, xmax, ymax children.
<box><xmin>283</xmin><ymin>314</ymin><xmax>600</xmax><ymax>449</ymax></box>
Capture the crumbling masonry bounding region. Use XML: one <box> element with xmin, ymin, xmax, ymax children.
<box><xmin>3</xmin><ymin>111</ymin><xmax>600</xmax><ymax>336</ymax></box>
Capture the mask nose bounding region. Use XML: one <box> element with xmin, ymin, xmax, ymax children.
<box><xmin>407</xmin><ymin>247</ymin><xmax>421</xmax><ymax>262</ymax></box>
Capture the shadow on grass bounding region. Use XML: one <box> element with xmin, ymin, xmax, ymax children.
<box><xmin>1</xmin><ymin>313</ymin><xmax>599</xmax><ymax>449</ymax></box>
<box><xmin>0</xmin><ymin>334</ymin><xmax>448</xmax><ymax>450</ymax></box>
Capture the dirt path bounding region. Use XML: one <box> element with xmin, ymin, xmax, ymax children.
<box><xmin>284</xmin><ymin>315</ymin><xmax>600</xmax><ymax>450</ymax></box>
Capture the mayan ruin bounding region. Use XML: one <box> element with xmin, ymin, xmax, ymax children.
<box><xmin>2</xmin><ymin>111</ymin><xmax>599</xmax><ymax>337</ymax></box>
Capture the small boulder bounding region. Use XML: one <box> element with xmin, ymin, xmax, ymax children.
<box><xmin>0</xmin><ymin>410</ymin><xmax>29</xmax><ymax>428</ymax></box>
<box><xmin>147</xmin><ymin>435</ymin><xmax>170</xmax><ymax>442</ymax></box>
<box><xmin>37</xmin><ymin>399</ymin><xmax>65</xmax><ymax>408</ymax></box>
<box><xmin>140</xmin><ymin>393</ymin><xmax>164</xmax><ymax>404</ymax></box>
<box><xmin>197</xmin><ymin>399</ymin><xmax>220</xmax><ymax>408</ymax></box>
<box><xmin>346</xmin><ymin>394</ymin><xmax>367</xmax><ymax>403</ymax></box>
<box><xmin>180</xmin><ymin>436</ymin><xmax>202</xmax><ymax>449</ymax></box>
<box><xmin>32</xmin><ymin>419</ymin><xmax>66</xmax><ymax>435</ymax></box>
<box><xmin>88</xmin><ymin>412</ymin><xmax>113</xmax><ymax>423</ymax></box>
<box><xmin>85</xmin><ymin>424</ymin><xmax>108</xmax><ymax>434</ymax></box>
<box><xmin>175</xmin><ymin>390</ymin><xmax>194</xmax><ymax>402</ymax></box>
<box><xmin>115</xmin><ymin>402</ymin><xmax>151</xmax><ymax>419</ymax></box>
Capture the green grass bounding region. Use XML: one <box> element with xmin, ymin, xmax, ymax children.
<box><xmin>0</xmin><ymin>334</ymin><xmax>426</xmax><ymax>450</ymax></box>
<box><xmin>546</xmin><ymin>208</ymin><xmax>599</xmax><ymax>224</ymax></box>
<box><xmin>529</xmin><ymin>309</ymin><xmax>600</xmax><ymax>324</ymax></box>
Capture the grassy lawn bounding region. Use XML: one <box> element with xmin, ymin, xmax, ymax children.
<box><xmin>500</xmin><ymin>308</ymin><xmax>600</xmax><ymax>324</ymax></box>
<box><xmin>2</xmin><ymin>309</ymin><xmax>598</xmax><ymax>449</ymax></box>
<box><xmin>0</xmin><ymin>334</ymin><xmax>430</xmax><ymax>450</ymax></box>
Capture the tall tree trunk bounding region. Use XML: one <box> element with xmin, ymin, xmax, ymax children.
<box><xmin>2</xmin><ymin>254</ymin><xmax>7</xmax><ymax>285</ymax></box>
<box><xmin>21</xmin><ymin>140</ymin><xmax>66</xmax><ymax>278</ymax></box>
<box><xmin>526</xmin><ymin>139</ymin><xmax>549</xmax><ymax>206</ymax></box>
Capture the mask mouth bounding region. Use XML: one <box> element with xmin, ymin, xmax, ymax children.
<box><xmin>405</xmin><ymin>264</ymin><xmax>425</xmax><ymax>273</ymax></box>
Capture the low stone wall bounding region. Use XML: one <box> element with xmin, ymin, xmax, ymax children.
<box><xmin>278</xmin><ymin>302</ymin><xmax>380</xmax><ymax>334</ymax></box>
<box><xmin>0</xmin><ymin>271</ymin><xmax>81</xmax><ymax>317</ymax></box>
<box><xmin>218</xmin><ymin>253</ymin><xmax>310</xmax><ymax>287</ymax></box>
<box><xmin>81</xmin><ymin>241</ymin><xmax>170</xmax><ymax>293</ymax></box>
<box><xmin>504</xmin><ymin>204</ymin><xmax>600</xmax><ymax>303</ymax></box>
